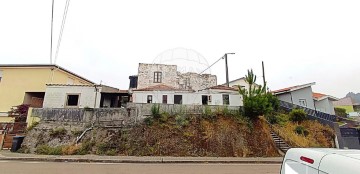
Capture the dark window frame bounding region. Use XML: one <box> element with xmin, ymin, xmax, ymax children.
<box><xmin>65</xmin><ymin>94</ymin><xmax>80</xmax><ymax>107</ymax></box>
<box><xmin>174</xmin><ymin>95</ymin><xmax>182</xmax><ymax>104</ymax></box>
<box><xmin>153</xmin><ymin>72</ymin><xmax>162</xmax><ymax>83</ymax></box>
<box><xmin>222</xmin><ymin>94</ymin><xmax>230</xmax><ymax>105</ymax></box>
<box><xmin>147</xmin><ymin>95</ymin><xmax>153</xmax><ymax>103</ymax></box>
<box><xmin>162</xmin><ymin>95</ymin><xmax>168</xmax><ymax>104</ymax></box>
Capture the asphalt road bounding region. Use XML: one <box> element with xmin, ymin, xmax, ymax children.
<box><xmin>0</xmin><ymin>161</ymin><xmax>281</xmax><ymax>174</ymax></box>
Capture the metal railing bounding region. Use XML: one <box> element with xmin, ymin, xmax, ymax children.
<box><xmin>279</xmin><ymin>100</ymin><xmax>337</xmax><ymax>122</ymax></box>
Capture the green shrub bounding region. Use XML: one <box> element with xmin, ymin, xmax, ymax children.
<box><xmin>144</xmin><ymin>117</ymin><xmax>154</xmax><ymax>126</ymax></box>
<box><xmin>105</xmin><ymin>149</ymin><xmax>117</xmax><ymax>156</ymax></box>
<box><xmin>175</xmin><ymin>115</ymin><xmax>189</xmax><ymax>127</ymax></box>
<box><xmin>159</xmin><ymin>112</ymin><xmax>170</xmax><ymax>123</ymax></box>
<box><xmin>35</xmin><ymin>145</ymin><xmax>63</xmax><ymax>155</ymax></box>
<box><xmin>335</xmin><ymin>107</ymin><xmax>347</xmax><ymax>118</ymax></box>
<box><xmin>151</xmin><ymin>104</ymin><xmax>161</xmax><ymax>119</ymax></box>
<box><xmin>203</xmin><ymin>106</ymin><xmax>215</xmax><ymax>120</ymax></box>
<box><xmin>76</xmin><ymin>140</ymin><xmax>95</xmax><ymax>155</ymax></box>
<box><xmin>294</xmin><ymin>125</ymin><xmax>309</xmax><ymax>137</ymax></box>
<box><xmin>50</xmin><ymin>127</ymin><xmax>67</xmax><ymax>138</ymax></box>
<box><xmin>277</xmin><ymin>114</ymin><xmax>290</xmax><ymax>126</ymax></box>
<box><xmin>289</xmin><ymin>109</ymin><xmax>307</xmax><ymax>123</ymax></box>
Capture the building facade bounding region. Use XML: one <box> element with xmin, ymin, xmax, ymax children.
<box><xmin>43</xmin><ymin>84</ymin><xmax>123</xmax><ymax>109</ymax></box>
<box><xmin>135</xmin><ymin>63</ymin><xmax>217</xmax><ymax>91</ymax></box>
<box><xmin>0</xmin><ymin>64</ymin><xmax>94</xmax><ymax>122</ymax></box>
<box><xmin>132</xmin><ymin>84</ymin><xmax>242</xmax><ymax>107</ymax></box>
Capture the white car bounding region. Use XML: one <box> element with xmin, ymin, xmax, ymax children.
<box><xmin>281</xmin><ymin>148</ymin><xmax>360</xmax><ymax>174</ymax></box>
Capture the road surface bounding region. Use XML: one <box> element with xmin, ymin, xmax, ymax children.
<box><xmin>0</xmin><ymin>161</ymin><xmax>281</xmax><ymax>174</ymax></box>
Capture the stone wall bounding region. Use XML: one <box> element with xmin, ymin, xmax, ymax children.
<box><xmin>137</xmin><ymin>63</ymin><xmax>217</xmax><ymax>91</ymax></box>
<box><xmin>32</xmin><ymin>108</ymin><xmax>140</xmax><ymax>127</ymax></box>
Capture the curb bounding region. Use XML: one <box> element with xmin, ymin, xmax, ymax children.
<box><xmin>0</xmin><ymin>157</ymin><xmax>283</xmax><ymax>164</ymax></box>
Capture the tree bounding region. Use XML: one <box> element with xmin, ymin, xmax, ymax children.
<box><xmin>334</xmin><ymin>107</ymin><xmax>347</xmax><ymax>118</ymax></box>
<box><xmin>239</xmin><ymin>69</ymin><xmax>279</xmax><ymax>119</ymax></box>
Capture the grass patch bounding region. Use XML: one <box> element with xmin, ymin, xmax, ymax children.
<box><xmin>50</xmin><ymin>127</ymin><xmax>67</xmax><ymax>138</ymax></box>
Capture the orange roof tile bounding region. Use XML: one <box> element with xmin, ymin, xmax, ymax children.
<box><xmin>313</xmin><ymin>92</ymin><xmax>326</xmax><ymax>99</ymax></box>
<box><xmin>271</xmin><ymin>82</ymin><xmax>315</xmax><ymax>94</ymax></box>
<box><xmin>207</xmin><ymin>85</ymin><xmax>239</xmax><ymax>91</ymax></box>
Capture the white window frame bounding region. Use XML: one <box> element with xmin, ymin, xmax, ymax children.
<box><xmin>299</xmin><ymin>99</ymin><xmax>307</xmax><ymax>107</ymax></box>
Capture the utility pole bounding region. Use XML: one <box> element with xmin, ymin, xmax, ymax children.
<box><xmin>224</xmin><ymin>53</ymin><xmax>235</xmax><ymax>87</ymax></box>
<box><xmin>50</xmin><ymin>0</ymin><xmax>54</xmax><ymax>64</ymax></box>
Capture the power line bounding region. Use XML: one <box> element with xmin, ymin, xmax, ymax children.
<box><xmin>199</xmin><ymin>55</ymin><xmax>224</xmax><ymax>74</ymax></box>
<box><xmin>54</xmin><ymin>0</ymin><xmax>71</xmax><ymax>64</ymax></box>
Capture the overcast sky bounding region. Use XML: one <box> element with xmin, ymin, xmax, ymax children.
<box><xmin>1</xmin><ymin>0</ymin><xmax>359</xmax><ymax>98</ymax></box>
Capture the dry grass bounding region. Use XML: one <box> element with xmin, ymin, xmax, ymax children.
<box><xmin>92</xmin><ymin>114</ymin><xmax>281</xmax><ymax>157</ymax></box>
<box><xmin>273</xmin><ymin>120</ymin><xmax>335</xmax><ymax>148</ymax></box>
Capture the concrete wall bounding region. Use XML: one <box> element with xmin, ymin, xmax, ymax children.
<box><xmin>276</xmin><ymin>93</ymin><xmax>292</xmax><ymax>103</ymax></box>
<box><xmin>32</xmin><ymin>104</ymin><xmax>241</xmax><ymax>127</ymax></box>
<box><xmin>127</xmin><ymin>103</ymin><xmax>241</xmax><ymax>119</ymax></box>
<box><xmin>43</xmin><ymin>86</ymin><xmax>101</xmax><ymax>108</ymax></box>
<box><xmin>137</xmin><ymin>63</ymin><xmax>217</xmax><ymax>91</ymax></box>
<box><xmin>32</xmin><ymin>108</ymin><xmax>140</xmax><ymax>127</ymax></box>
<box><xmin>315</xmin><ymin>98</ymin><xmax>335</xmax><ymax>115</ymax></box>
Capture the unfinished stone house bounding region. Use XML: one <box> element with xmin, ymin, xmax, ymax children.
<box><xmin>130</xmin><ymin>63</ymin><xmax>217</xmax><ymax>92</ymax></box>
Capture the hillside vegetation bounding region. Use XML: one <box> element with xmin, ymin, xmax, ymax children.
<box><xmin>266</xmin><ymin>109</ymin><xmax>335</xmax><ymax>148</ymax></box>
<box><xmin>21</xmin><ymin>107</ymin><xmax>280</xmax><ymax>157</ymax></box>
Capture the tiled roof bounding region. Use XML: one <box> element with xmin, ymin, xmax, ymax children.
<box><xmin>0</xmin><ymin>64</ymin><xmax>94</xmax><ymax>84</ymax></box>
<box><xmin>133</xmin><ymin>84</ymin><xmax>193</xmax><ymax>92</ymax></box>
<box><xmin>313</xmin><ymin>92</ymin><xmax>338</xmax><ymax>101</ymax></box>
<box><xmin>207</xmin><ymin>85</ymin><xmax>239</xmax><ymax>91</ymax></box>
<box><xmin>271</xmin><ymin>82</ymin><xmax>315</xmax><ymax>94</ymax></box>
<box><xmin>313</xmin><ymin>92</ymin><xmax>326</xmax><ymax>99</ymax></box>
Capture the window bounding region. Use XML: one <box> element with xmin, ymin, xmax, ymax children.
<box><xmin>66</xmin><ymin>94</ymin><xmax>79</xmax><ymax>107</ymax></box>
<box><xmin>0</xmin><ymin>70</ymin><xmax>2</xmax><ymax>82</ymax></box>
<box><xmin>202</xmin><ymin>95</ymin><xmax>211</xmax><ymax>105</ymax></box>
<box><xmin>202</xmin><ymin>95</ymin><xmax>208</xmax><ymax>105</ymax></box>
<box><xmin>174</xmin><ymin>95</ymin><xmax>182</xmax><ymax>104</ymax></box>
<box><xmin>147</xmin><ymin>95</ymin><xmax>153</xmax><ymax>103</ymax></box>
<box><xmin>299</xmin><ymin>99</ymin><xmax>307</xmax><ymax>107</ymax></box>
<box><xmin>223</xmin><ymin>95</ymin><xmax>230</xmax><ymax>105</ymax></box>
<box><xmin>153</xmin><ymin>72</ymin><xmax>162</xmax><ymax>83</ymax></box>
<box><xmin>162</xmin><ymin>95</ymin><xmax>167</xmax><ymax>104</ymax></box>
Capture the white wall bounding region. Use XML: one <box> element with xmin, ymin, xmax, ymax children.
<box><xmin>276</xmin><ymin>87</ymin><xmax>315</xmax><ymax>109</ymax></box>
<box><xmin>228</xmin><ymin>78</ymin><xmax>260</xmax><ymax>91</ymax></box>
<box><xmin>43</xmin><ymin>86</ymin><xmax>101</xmax><ymax>108</ymax></box>
<box><xmin>291</xmin><ymin>87</ymin><xmax>315</xmax><ymax>109</ymax></box>
<box><xmin>276</xmin><ymin>93</ymin><xmax>292</xmax><ymax>103</ymax></box>
<box><xmin>133</xmin><ymin>90</ymin><xmax>242</xmax><ymax>106</ymax></box>
<box><xmin>315</xmin><ymin>98</ymin><xmax>336</xmax><ymax>115</ymax></box>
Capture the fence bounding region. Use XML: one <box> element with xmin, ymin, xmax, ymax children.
<box><xmin>279</xmin><ymin>100</ymin><xmax>336</xmax><ymax>127</ymax></box>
